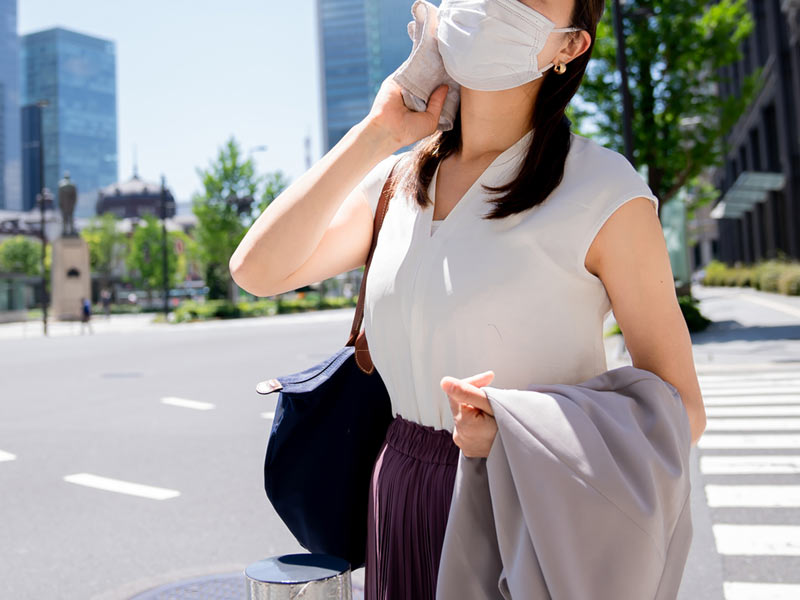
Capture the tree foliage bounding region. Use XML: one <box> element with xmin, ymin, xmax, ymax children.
<box><xmin>192</xmin><ymin>136</ymin><xmax>288</xmax><ymax>300</ymax></box>
<box><xmin>573</xmin><ymin>0</ymin><xmax>762</xmax><ymax>214</ymax></box>
<box><xmin>81</xmin><ymin>212</ymin><xmax>130</xmax><ymax>285</ymax></box>
<box><xmin>0</xmin><ymin>235</ymin><xmax>41</xmax><ymax>276</ymax></box>
<box><xmin>125</xmin><ymin>214</ymin><xmax>187</xmax><ymax>295</ymax></box>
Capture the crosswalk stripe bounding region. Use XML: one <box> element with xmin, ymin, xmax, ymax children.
<box><xmin>704</xmin><ymin>395</ymin><xmax>800</xmax><ymax>406</ymax></box>
<box><xmin>63</xmin><ymin>473</ymin><xmax>180</xmax><ymax>500</ymax></box>
<box><xmin>712</xmin><ymin>524</ymin><xmax>800</xmax><ymax>556</ymax></box>
<box><xmin>706</xmin><ymin>405</ymin><xmax>800</xmax><ymax>417</ymax></box>
<box><xmin>696</xmin><ymin>363</ymin><xmax>800</xmax><ymax>375</ymax></box>
<box><xmin>701</xmin><ymin>455</ymin><xmax>800</xmax><ymax>474</ymax></box>
<box><xmin>705</xmin><ymin>418</ymin><xmax>800</xmax><ymax>430</ymax></box>
<box><xmin>0</xmin><ymin>449</ymin><xmax>17</xmax><ymax>462</ymax></box>
<box><xmin>705</xmin><ymin>485</ymin><xmax>800</xmax><ymax>507</ymax></box>
<box><xmin>697</xmin><ymin>433</ymin><xmax>800</xmax><ymax>450</ymax></box>
<box><xmin>723</xmin><ymin>581</ymin><xmax>800</xmax><ymax>600</ymax></box>
<box><xmin>698</xmin><ymin>433</ymin><xmax>800</xmax><ymax>449</ymax></box>
<box><xmin>699</xmin><ymin>372</ymin><xmax>800</xmax><ymax>383</ymax></box>
<box><xmin>701</xmin><ymin>382</ymin><xmax>800</xmax><ymax>393</ymax></box>
<box><xmin>161</xmin><ymin>397</ymin><xmax>215</xmax><ymax>411</ymax></box>
<box><xmin>702</xmin><ymin>387</ymin><xmax>800</xmax><ymax>397</ymax></box>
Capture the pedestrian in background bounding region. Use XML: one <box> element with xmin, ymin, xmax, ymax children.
<box><xmin>80</xmin><ymin>297</ymin><xmax>93</xmax><ymax>335</ymax></box>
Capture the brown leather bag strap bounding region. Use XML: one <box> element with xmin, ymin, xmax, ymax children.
<box><xmin>346</xmin><ymin>158</ymin><xmax>400</xmax><ymax>353</ymax></box>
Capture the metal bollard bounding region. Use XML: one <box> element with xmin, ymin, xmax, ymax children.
<box><xmin>244</xmin><ymin>553</ymin><xmax>353</xmax><ymax>599</ymax></box>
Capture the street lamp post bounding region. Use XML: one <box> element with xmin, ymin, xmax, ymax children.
<box><xmin>35</xmin><ymin>99</ymin><xmax>50</xmax><ymax>336</ymax></box>
<box><xmin>160</xmin><ymin>175</ymin><xmax>170</xmax><ymax>319</ymax></box>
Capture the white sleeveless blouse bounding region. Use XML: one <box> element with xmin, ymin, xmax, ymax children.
<box><xmin>354</xmin><ymin>129</ymin><xmax>658</xmax><ymax>433</ymax></box>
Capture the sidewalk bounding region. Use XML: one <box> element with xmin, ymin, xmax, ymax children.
<box><xmin>687</xmin><ymin>282</ymin><xmax>800</xmax><ymax>368</ymax></box>
<box><xmin>0</xmin><ymin>308</ymin><xmax>357</xmax><ymax>341</ymax></box>
<box><xmin>603</xmin><ymin>282</ymin><xmax>800</xmax><ymax>371</ymax></box>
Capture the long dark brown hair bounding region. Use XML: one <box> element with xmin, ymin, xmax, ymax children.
<box><xmin>396</xmin><ymin>0</ymin><xmax>606</xmax><ymax>219</ymax></box>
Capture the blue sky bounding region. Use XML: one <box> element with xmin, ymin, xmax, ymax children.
<box><xmin>19</xmin><ymin>0</ymin><xmax>321</xmax><ymax>203</ymax></box>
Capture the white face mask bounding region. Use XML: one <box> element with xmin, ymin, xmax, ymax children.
<box><xmin>437</xmin><ymin>0</ymin><xmax>583</xmax><ymax>91</ymax></box>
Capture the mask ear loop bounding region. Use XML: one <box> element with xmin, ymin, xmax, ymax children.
<box><xmin>548</xmin><ymin>27</ymin><xmax>583</xmax><ymax>74</ymax></box>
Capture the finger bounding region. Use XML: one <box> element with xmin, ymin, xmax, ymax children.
<box><xmin>461</xmin><ymin>391</ymin><xmax>493</xmax><ymax>416</ymax></box>
<box><xmin>441</xmin><ymin>377</ymin><xmax>494</xmax><ymax>415</ymax></box>
<box><xmin>440</xmin><ymin>370</ymin><xmax>494</xmax><ymax>393</ymax></box>
<box><xmin>447</xmin><ymin>389</ymin><xmax>461</xmax><ymax>418</ymax></box>
<box><xmin>425</xmin><ymin>84</ymin><xmax>449</xmax><ymax>120</ymax></box>
<box><xmin>464</xmin><ymin>370</ymin><xmax>495</xmax><ymax>386</ymax></box>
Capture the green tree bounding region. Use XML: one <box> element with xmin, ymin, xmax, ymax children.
<box><xmin>192</xmin><ymin>137</ymin><xmax>289</xmax><ymax>301</ymax></box>
<box><xmin>573</xmin><ymin>0</ymin><xmax>762</xmax><ymax>217</ymax></box>
<box><xmin>192</xmin><ymin>137</ymin><xmax>260</xmax><ymax>301</ymax></box>
<box><xmin>256</xmin><ymin>170</ymin><xmax>290</xmax><ymax>213</ymax></box>
<box><xmin>0</xmin><ymin>235</ymin><xmax>42</xmax><ymax>276</ymax></box>
<box><xmin>81</xmin><ymin>212</ymin><xmax>130</xmax><ymax>289</ymax></box>
<box><xmin>125</xmin><ymin>214</ymin><xmax>185</xmax><ymax>303</ymax></box>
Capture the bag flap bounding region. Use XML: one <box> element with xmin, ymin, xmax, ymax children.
<box><xmin>255</xmin><ymin>346</ymin><xmax>355</xmax><ymax>395</ymax></box>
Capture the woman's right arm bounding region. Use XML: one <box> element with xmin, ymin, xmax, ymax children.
<box><xmin>229</xmin><ymin>79</ymin><xmax>449</xmax><ymax>297</ymax></box>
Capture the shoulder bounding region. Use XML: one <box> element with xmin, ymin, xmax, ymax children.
<box><xmin>356</xmin><ymin>151</ymin><xmax>412</xmax><ymax>216</ymax></box>
<box><xmin>363</xmin><ymin>151</ymin><xmax>411</xmax><ymax>185</ymax></box>
<box><xmin>565</xmin><ymin>132</ymin><xmax>659</xmax><ymax>212</ymax></box>
<box><xmin>567</xmin><ymin>132</ymin><xmax>640</xmax><ymax>177</ymax></box>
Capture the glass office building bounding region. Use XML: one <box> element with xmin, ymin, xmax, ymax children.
<box><xmin>317</xmin><ymin>0</ymin><xmax>440</xmax><ymax>152</ymax></box>
<box><xmin>20</xmin><ymin>103</ymin><xmax>43</xmax><ymax>213</ymax></box>
<box><xmin>0</xmin><ymin>0</ymin><xmax>21</xmax><ymax>211</ymax></box>
<box><xmin>21</xmin><ymin>28</ymin><xmax>117</xmax><ymax>218</ymax></box>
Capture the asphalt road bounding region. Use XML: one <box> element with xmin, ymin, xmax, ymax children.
<box><xmin>1</xmin><ymin>309</ymin><xmax>364</xmax><ymax>599</ymax></box>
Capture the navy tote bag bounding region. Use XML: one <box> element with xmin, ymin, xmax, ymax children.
<box><xmin>255</xmin><ymin>165</ymin><xmax>398</xmax><ymax>570</ymax></box>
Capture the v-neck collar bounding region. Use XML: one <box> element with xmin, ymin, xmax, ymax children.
<box><xmin>427</xmin><ymin>128</ymin><xmax>535</xmax><ymax>239</ymax></box>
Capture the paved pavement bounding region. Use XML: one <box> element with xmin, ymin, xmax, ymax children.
<box><xmin>0</xmin><ymin>308</ymin><xmax>359</xmax><ymax>340</ymax></box>
<box><xmin>1</xmin><ymin>283</ymin><xmax>799</xmax><ymax>599</ymax></box>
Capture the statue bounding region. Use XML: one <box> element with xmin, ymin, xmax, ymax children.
<box><xmin>51</xmin><ymin>170</ymin><xmax>91</xmax><ymax>321</ymax></box>
<box><xmin>58</xmin><ymin>171</ymin><xmax>78</xmax><ymax>237</ymax></box>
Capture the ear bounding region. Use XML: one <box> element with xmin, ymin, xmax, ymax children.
<box><xmin>560</xmin><ymin>30</ymin><xmax>592</xmax><ymax>66</ymax></box>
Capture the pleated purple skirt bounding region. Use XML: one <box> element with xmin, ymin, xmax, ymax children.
<box><xmin>364</xmin><ymin>414</ymin><xmax>460</xmax><ymax>600</ymax></box>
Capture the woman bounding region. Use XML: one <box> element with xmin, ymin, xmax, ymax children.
<box><xmin>230</xmin><ymin>0</ymin><xmax>707</xmax><ymax>597</ymax></box>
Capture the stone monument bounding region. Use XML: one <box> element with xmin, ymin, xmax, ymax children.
<box><xmin>51</xmin><ymin>172</ymin><xmax>91</xmax><ymax>321</ymax></box>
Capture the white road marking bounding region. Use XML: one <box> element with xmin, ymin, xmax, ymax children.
<box><xmin>704</xmin><ymin>395</ymin><xmax>800</xmax><ymax>406</ymax></box>
<box><xmin>705</xmin><ymin>485</ymin><xmax>800</xmax><ymax>508</ymax></box>
<box><xmin>713</xmin><ymin>524</ymin><xmax>800</xmax><ymax>556</ymax></box>
<box><xmin>261</xmin><ymin>411</ymin><xmax>275</xmax><ymax>420</ymax></box>
<box><xmin>701</xmin><ymin>455</ymin><xmax>800</xmax><ymax>475</ymax></box>
<box><xmin>706</xmin><ymin>405</ymin><xmax>800</xmax><ymax>417</ymax></box>
<box><xmin>698</xmin><ymin>433</ymin><xmax>800</xmax><ymax>449</ymax></box>
<box><xmin>63</xmin><ymin>473</ymin><xmax>180</xmax><ymax>500</ymax></box>
<box><xmin>0</xmin><ymin>449</ymin><xmax>17</xmax><ymax>462</ymax></box>
<box><xmin>701</xmin><ymin>386</ymin><xmax>800</xmax><ymax>396</ymax></box>
<box><xmin>724</xmin><ymin>581</ymin><xmax>800</xmax><ymax>600</ymax></box>
<box><xmin>705</xmin><ymin>418</ymin><xmax>800</xmax><ymax>430</ymax></box>
<box><xmin>700</xmin><ymin>372</ymin><xmax>800</xmax><ymax>383</ymax></box>
<box><xmin>696</xmin><ymin>363</ymin><xmax>800</xmax><ymax>374</ymax></box>
<box><xmin>700</xmin><ymin>382</ymin><xmax>800</xmax><ymax>394</ymax></box>
<box><xmin>161</xmin><ymin>397</ymin><xmax>215</xmax><ymax>411</ymax></box>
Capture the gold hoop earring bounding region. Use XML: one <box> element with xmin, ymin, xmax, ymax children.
<box><xmin>554</xmin><ymin>62</ymin><xmax>567</xmax><ymax>75</ymax></box>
